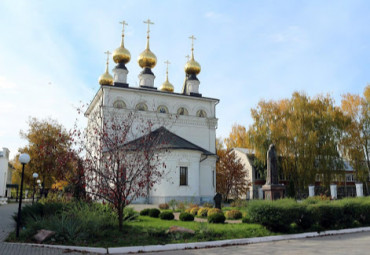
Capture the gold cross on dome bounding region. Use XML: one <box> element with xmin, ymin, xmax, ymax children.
<box><xmin>189</xmin><ymin>35</ymin><xmax>196</xmax><ymax>49</ymax></box>
<box><xmin>119</xmin><ymin>20</ymin><xmax>128</xmax><ymax>34</ymax></box>
<box><xmin>185</xmin><ymin>55</ymin><xmax>190</xmax><ymax>61</ymax></box>
<box><xmin>164</xmin><ymin>60</ymin><xmax>170</xmax><ymax>74</ymax></box>
<box><xmin>104</xmin><ymin>50</ymin><xmax>111</xmax><ymax>61</ymax></box>
<box><xmin>144</xmin><ymin>19</ymin><xmax>154</xmax><ymax>36</ymax></box>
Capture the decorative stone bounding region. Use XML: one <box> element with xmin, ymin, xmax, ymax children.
<box><xmin>167</xmin><ymin>226</ymin><xmax>195</xmax><ymax>235</ymax></box>
<box><xmin>33</xmin><ymin>229</ymin><xmax>55</xmax><ymax>244</ymax></box>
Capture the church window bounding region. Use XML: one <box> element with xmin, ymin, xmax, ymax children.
<box><xmin>113</xmin><ymin>100</ymin><xmax>126</xmax><ymax>109</ymax></box>
<box><xmin>136</xmin><ymin>103</ymin><xmax>148</xmax><ymax>111</ymax></box>
<box><xmin>157</xmin><ymin>105</ymin><xmax>168</xmax><ymax>114</ymax></box>
<box><xmin>196</xmin><ymin>110</ymin><xmax>207</xmax><ymax>118</ymax></box>
<box><xmin>177</xmin><ymin>107</ymin><xmax>188</xmax><ymax>116</ymax></box>
<box><xmin>180</xmin><ymin>167</ymin><xmax>188</xmax><ymax>186</ymax></box>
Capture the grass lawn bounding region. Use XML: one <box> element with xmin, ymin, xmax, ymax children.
<box><xmin>7</xmin><ymin>215</ymin><xmax>274</xmax><ymax>248</ymax></box>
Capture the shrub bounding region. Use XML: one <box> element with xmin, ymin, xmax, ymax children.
<box><xmin>188</xmin><ymin>203</ymin><xmax>198</xmax><ymax>209</ymax></box>
<box><xmin>185</xmin><ymin>208</ymin><xmax>192</xmax><ymax>213</ymax></box>
<box><xmin>140</xmin><ymin>208</ymin><xmax>151</xmax><ymax>216</ymax></box>
<box><xmin>242</xmin><ymin>215</ymin><xmax>251</xmax><ymax>223</ymax></box>
<box><xmin>159</xmin><ymin>210</ymin><xmax>174</xmax><ymax>220</ymax></box>
<box><xmin>197</xmin><ymin>207</ymin><xmax>209</xmax><ymax>218</ymax></box>
<box><xmin>208</xmin><ymin>213</ymin><xmax>226</xmax><ymax>224</ymax></box>
<box><xmin>230</xmin><ymin>199</ymin><xmax>248</xmax><ymax>208</ymax></box>
<box><xmin>247</xmin><ymin>199</ymin><xmax>301</xmax><ymax>232</ymax></box>
<box><xmin>309</xmin><ymin>203</ymin><xmax>343</xmax><ymax>229</ymax></box>
<box><xmin>190</xmin><ymin>207</ymin><xmax>200</xmax><ymax>216</ymax></box>
<box><xmin>294</xmin><ymin>204</ymin><xmax>314</xmax><ymax>230</ymax></box>
<box><xmin>168</xmin><ymin>199</ymin><xmax>178</xmax><ymax>211</ymax></box>
<box><xmin>179</xmin><ymin>212</ymin><xmax>194</xmax><ymax>221</ymax></box>
<box><xmin>177</xmin><ymin>202</ymin><xmax>186</xmax><ymax>211</ymax></box>
<box><xmin>207</xmin><ymin>208</ymin><xmax>222</xmax><ymax>217</ymax></box>
<box><xmin>159</xmin><ymin>203</ymin><xmax>169</xmax><ymax>210</ymax></box>
<box><xmin>225</xmin><ymin>210</ymin><xmax>242</xmax><ymax>220</ymax></box>
<box><xmin>148</xmin><ymin>208</ymin><xmax>161</xmax><ymax>218</ymax></box>
<box><xmin>123</xmin><ymin>207</ymin><xmax>139</xmax><ymax>222</ymax></box>
<box><xmin>202</xmin><ymin>202</ymin><xmax>213</xmax><ymax>208</ymax></box>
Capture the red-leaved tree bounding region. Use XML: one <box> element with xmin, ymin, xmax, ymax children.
<box><xmin>73</xmin><ymin>102</ymin><xmax>173</xmax><ymax>230</ymax></box>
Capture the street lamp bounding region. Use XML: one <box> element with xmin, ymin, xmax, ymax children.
<box><xmin>17</xmin><ymin>153</ymin><xmax>30</xmax><ymax>238</ymax></box>
<box><xmin>32</xmin><ymin>173</ymin><xmax>38</xmax><ymax>204</ymax></box>
<box><xmin>37</xmin><ymin>179</ymin><xmax>41</xmax><ymax>201</ymax></box>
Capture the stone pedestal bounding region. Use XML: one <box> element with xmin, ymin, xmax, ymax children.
<box><xmin>356</xmin><ymin>183</ymin><xmax>364</xmax><ymax>197</ymax></box>
<box><xmin>262</xmin><ymin>184</ymin><xmax>285</xmax><ymax>200</ymax></box>
<box><xmin>258</xmin><ymin>188</ymin><xmax>263</xmax><ymax>199</ymax></box>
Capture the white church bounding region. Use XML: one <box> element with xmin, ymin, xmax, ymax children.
<box><xmin>85</xmin><ymin>20</ymin><xmax>219</xmax><ymax>204</ymax></box>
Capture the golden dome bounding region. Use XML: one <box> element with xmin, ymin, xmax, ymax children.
<box><xmin>138</xmin><ymin>48</ymin><xmax>157</xmax><ymax>68</ymax></box>
<box><xmin>113</xmin><ymin>20</ymin><xmax>131</xmax><ymax>64</ymax></box>
<box><xmin>185</xmin><ymin>58</ymin><xmax>201</xmax><ymax>75</ymax></box>
<box><xmin>185</xmin><ymin>35</ymin><xmax>201</xmax><ymax>75</ymax></box>
<box><xmin>113</xmin><ymin>46</ymin><xmax>131</xmax><ymax>64</ymax></box>
<box><xmin>98</xmin><ymin>50</ymin><xmax>114</xmax><ymax>86</ymax></box>
<box><xmin>98</xmin><ymin>72</ymin><xmax>114</xmax><ymax>85</ymax></box>
<box><xmin>160</xmin><ymin>78</ymin><xmax>174</xmax><ymax>92</ymax></box>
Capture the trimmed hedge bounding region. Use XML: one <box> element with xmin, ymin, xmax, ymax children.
<box><xmin>190</xmin><ymin>207</ymin><xmax>200</xmax><ymax>216</ymax></box>
<box><xmin>179</xmin><ymin>212</ymin><xmax>194</xmax><ymax>221</ymax></box>
<box><xmin>247</xmin><ymin>197</ymin><xmax>370</xmax><ymax>232</ymax></box>
<box><xmin>159</xmin><ymin>210</ymin><xmax>174</xmax><ymax>220</ymax></box>
<box><xmin>225</xmin><ymin>210</ymin><xmax>242</xmax><ymax>220</ymax></box>
<box><xmin>208</xmin><ymin>213</ymin><xmax>226</xmax><ymax>224</ymax></box>
<box><xmin>197</xmin><ymin>207</ymin><xmax>209</xmax><ymax>217</ymax></box>
<box><xmin>148</xmin><ymin>208</ymin><xmax>161</xmax><ymax>218</ymax></box>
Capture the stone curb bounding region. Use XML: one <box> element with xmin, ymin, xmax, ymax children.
<box><xmin>108</xmin><ymin>226</ymin><xmax>370</xmax><ymax>254</ymax></box>
<box><xmin>7</xmin><ymin>226</ymin><xmax>370</xmax><ymax>254</ymax></box>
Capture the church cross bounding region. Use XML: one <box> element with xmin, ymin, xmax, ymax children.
<box><xmin>189</xmin><ymin>35</ymin><xmax>196</xmax><ymax>49</ymax></box>
<box><xmin>185</xmin><ymin>55</ymin><xmax>190</xmax><ymax>61</ymax></box>
<box><xmin>104</xmin><ymin>50</ymin><xmax>111</xmax><ymax>71</ymax></box>
<box><xmin>164</xmin><ymin>60</ymin><xmax>170</xmax><ymax>78</ymax></box>
<box><xmin>119</xmin><ymin>20</ymin><xmax>128</xmax><ymax>35</ymax></box>
<box><xmin>144</xmin><ymin>19</ymin><xmax>154</xmax><ymax>37</ymax></box>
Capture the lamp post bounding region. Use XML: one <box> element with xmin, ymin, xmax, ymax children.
<box><xmin>17</xmin><ymin>153</ymin><xmax>30</xmax><ymax>238</ymax></box>
<box><xmin>36</xmin><ymin>179</ymin><xmax>41</xmax><ymax>200</ymax></box>
<box><xmin>32</xmin><ymin>173</ymin><xmax>38</xmax><ymax>204</ymax></box>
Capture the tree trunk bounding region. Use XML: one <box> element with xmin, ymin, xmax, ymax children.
<box><xmin>118</xmin><ymin>205</ymin><xmax>123</xmax><ymax>231</ymax></box>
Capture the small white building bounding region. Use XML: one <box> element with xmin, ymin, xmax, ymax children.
<box><xmin>0</xmin><ymin>147</ymin><xmax>13</xmax><ymax>199</ymax></box>
<box><xmin>85</xmin><ymin>21</ymin><xmax>219</xmax><ymax>204</ymax></box>
<box><xmin>232</xmin><ymin>148</ymin><xmax>264</xmax><ymax>200</ymax></box>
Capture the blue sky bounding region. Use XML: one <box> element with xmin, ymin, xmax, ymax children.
<box><xmin>1</xmin><ymin>0</ymin><xmax>369</xmax><ymax>158</ymax></box>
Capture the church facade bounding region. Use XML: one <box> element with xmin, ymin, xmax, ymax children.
<box><xmin>85</xmin><ymin>20</ymin><xmax>219</xmax><ymax>204</ymax></box>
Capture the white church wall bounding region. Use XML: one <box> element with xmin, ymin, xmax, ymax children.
<box><xmin>199</xmin><ymin>157</ymin><xmax>217</xmax><ymax>203</ymax></box>
<box><xmin>0</xmin><ymin>148</ymin><xmax>10</xmax><ymax>197</ymax></box>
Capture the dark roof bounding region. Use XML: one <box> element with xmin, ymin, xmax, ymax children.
<box><xmin>124</xmin><ymin>127</ymin><xmax>215</xmax><ymax>156</ymax></box>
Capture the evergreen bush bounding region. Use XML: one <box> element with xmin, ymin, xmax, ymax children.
<box><xmin>179</xmin><ymin>212</ymin><xmax>194</xmax><ymax>221</ymax></box>
<box><xmin>148</xmin><ymin>208</ymin><xmax>161</xmax><ymax>218</ymax></box>
<box><xmin>159</xmin><ymin>210</ymin><xmax>175</xmax><ymax>220</ymax></box>
<box><xmin>208</xmin><ymin>213</ymin><xmax>226</xmax><ymax>223</ymax></box>
<box><xmin>140</xmin><ymin>208</ymin><xmax>151</xmax><ymax>216</ymax></box>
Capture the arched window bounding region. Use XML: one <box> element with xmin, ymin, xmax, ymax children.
<box><xmin>177</xmin><ymin>107</ymin><xmax>188</xmax><ymax>116</ymax></box>
<box><xmin>113</xmin><ymin>100</ymin><xmax>126</xmax><ymax>109</ymax></box>
<box><xmin>136</xmin><ymin>103</ymin><xmax>148</xmax><ymax>111</ymax></box>
<box><xmin>196</xmin><ymin>109</ymin><xmax>207</xmax><ymax>118</ymax></box>
<box><xmin>157</xmin><ymin>105</ymin><xmax>169</xmax><ymax>114</ymax></box>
